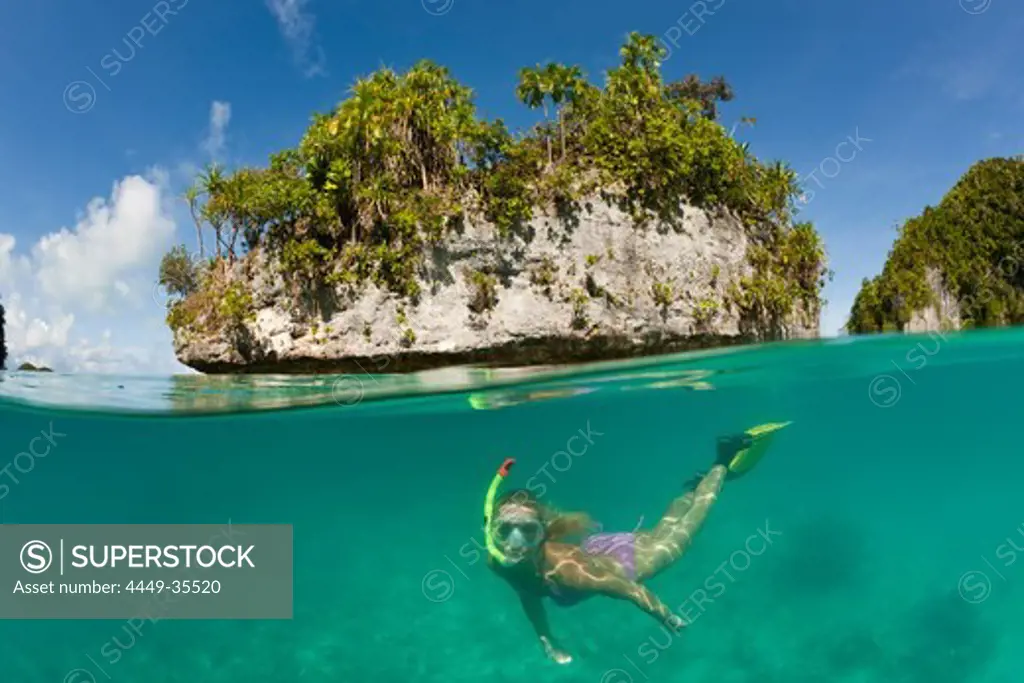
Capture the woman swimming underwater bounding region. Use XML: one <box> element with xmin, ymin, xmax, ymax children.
<box><xmin>483</xmin><ymin>422</ymin><xmax>790</xmax><ymax>664</ymax></box>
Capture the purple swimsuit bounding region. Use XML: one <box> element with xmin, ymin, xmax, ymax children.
<box><xmin>582</xmin><ymin>532</ymin><xmax>638</xmax><ymax>579</ymax></box>
<box><xmin>548</xmin><ymin>532</ymin><xmax>638</xmax><ymax>606</ymax></box>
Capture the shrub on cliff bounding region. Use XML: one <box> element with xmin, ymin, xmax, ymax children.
<box><xmin>164</xmin><ymin>32</ymin><xmax>826</xmax><ymax>337</ymax></box>
<box><xmin>848</xmin><ymin>157</ymin><xmax>1024</xmax><ymax>333</ymax></box>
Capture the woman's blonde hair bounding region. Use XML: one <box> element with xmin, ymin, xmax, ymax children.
<box><xmin>496</xmin><ymin>489</ymin><xmax>597</xmax><ymax>543</ymax></box>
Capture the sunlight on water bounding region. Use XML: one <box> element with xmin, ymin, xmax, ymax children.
<box><xmin>1</xmin><ymin>329</ymin><xmax>1023</xmax><ymax>683</ymax></box>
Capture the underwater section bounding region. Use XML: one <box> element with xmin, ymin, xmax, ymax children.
<box><xmin>0</xmin><ymin>329</ymin><xmax>1022</xmax><ymax>682</ymax></box>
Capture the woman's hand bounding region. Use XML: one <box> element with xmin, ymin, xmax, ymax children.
<box><xmin>664</xmin><ymin>613</ymin><xmax>687</xmax><ymax>632</ymax></box>
<box><xmin>540</xmin><ymin>636</ymin><xmax>573</xmax><ymax>665</ymax></box>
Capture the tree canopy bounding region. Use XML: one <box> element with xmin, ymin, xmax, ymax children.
<box><xmin>162</xmin><ymin>32</ymin><xmax>826</xmax><ymax>338</ymax></box>
<box><xmin>847</xmin><ymin>156</ymin><xmax>1024</xmax><ymax>333</ymax></box>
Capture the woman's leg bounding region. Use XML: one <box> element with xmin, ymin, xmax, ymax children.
<box><xmin>633</xmin><ymin>464</ymin><xmax>727</xmax><ymax>581</ymax></box>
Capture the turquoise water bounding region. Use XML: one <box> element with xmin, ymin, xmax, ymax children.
<box><xmin>1</xmin><ymin>329</ymin><xmax>1022</xmax><ymax>682</ymax></box>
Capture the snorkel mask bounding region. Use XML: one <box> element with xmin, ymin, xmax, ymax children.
<box><xmin>484</xmin><ymin>458</ymin><xmax>544</xmax><ymax>565</ymax></box>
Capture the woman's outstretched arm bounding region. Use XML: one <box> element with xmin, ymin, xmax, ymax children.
<box><xmin>517</xmin><ymin>591</ymin><xmax>573</xmax><ymax>664</ymax></box>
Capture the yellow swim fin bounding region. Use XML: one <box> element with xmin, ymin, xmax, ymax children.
<box><xmin>720</xmin><ymin>421</ymin><xmax>792</xmax><ymax>477</ymax></box>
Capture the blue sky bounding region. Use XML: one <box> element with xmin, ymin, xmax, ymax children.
<box><xmin>0</xmin><ymin>0</ymin><xmax>1021</xmax><ymax>374</ymax></box>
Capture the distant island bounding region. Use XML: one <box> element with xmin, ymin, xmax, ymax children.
<box><xmin>848</xmin><ymin>156</ymin><xmax>1024</xmax><ymax>333</ymax></box>
<box><xmin>16</xmin><ymin>362</ymin><xmax>53</xmax><ymax>372</ymax></box>
<box><xmin>161</xmin><ymin>32</ymin><xmax>829</xmax><ymax>374</ymax></box>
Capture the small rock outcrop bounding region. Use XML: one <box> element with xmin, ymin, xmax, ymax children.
<box><xmin>16</xmin><ymin>362</ymin><xmax>53</xmax><ymax>372</ymax></box>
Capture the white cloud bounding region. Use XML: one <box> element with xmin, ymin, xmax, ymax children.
<box><xmin>2</xmin><ymin>292</ymin><xmax>75</xmax><ymax>352</ymax></box>
<box><xmin>0</xmin><ymin>234</ymin><xmax>27</xmax><ymax>292</ymax></box>
<box><xmin>1</xmin><ymin>174</ymin><xmax>181</xmax><ymax>374</ymax></box>
<box><xmin>31</xmin><ymin>174</ymin><xmax>176</xmax><ymax>312</ymax></box>
<box><xmin>265</xmin><ymin>0</ymin><xmax>327</xmax><ymax>77</ymax></box>
<box><xmin>62</xmin><ymin>333</ymin><xmax>163</xmax><ymax>375</ymax></box>
<box><xmin>201</xmin><ymin>101</ymin><xmax>232</xmax><ymax>159</ymax></box>
<box><xmin>1</xmin><ymin>101</ymin><xmax>231</xmax><ymax>375</ymax></box>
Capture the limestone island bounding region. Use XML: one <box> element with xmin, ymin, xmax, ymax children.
<box><xmin>848</xmin><ymin>156</ymin><xmax>1024</xmax><ymax>333</ymax></box>
<box><xmin>16</xmin><ymin>362</ymin><xmax>54</xmax><ymax>372</ymax></box>
<box><xmin>163</xmin><ymin>33</ymin><xmax>829</xmax><ymax>374</ymax></box>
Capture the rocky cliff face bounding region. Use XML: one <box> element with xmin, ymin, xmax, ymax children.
<box><xmin>905</xmin><ymin>268</ymin><xmax>961</xmax><ymax>333</ymax></box>
<box><xmin>174</xmin><ymin>198</ymin><xmax>819</xmax><ymax>374</ymax></box>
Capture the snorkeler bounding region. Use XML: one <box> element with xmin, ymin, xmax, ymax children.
<box><xmin>483</xmin><ymin>422</ymin><xmax>791</xmax><ymax>665</ymax></box>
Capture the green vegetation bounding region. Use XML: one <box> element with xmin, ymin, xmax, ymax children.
<box><xmin>16</xmin><ymin>362</ymin><xmax>53</xmax><ymax>372</ymax></box>
<box><xmin>466</xmin><ymin>268</ymin><xmax>499</xmax><ymax>314</ymax></box>
<box><xmin>584</xmin><ymin>272</ymin><xmax>618</xmax><ymax>307</ymax></box>
<box><xmin>164</xmin><ymin>261</ymin><xmax>255</xmax><ymax>336</ymax></box>
<box><xmin>568</xmin><ymin>288</ymin><xmax>590</xmax><ymax>330</ymax></box>
<box><xmin>529</xmin><ymin>257</ymin><xmax>558</xmax><ymax>297</ymax></box>
<box><xmin>158</xmin><ymin>245</ymin><xmax>205</xmax><ymax>299</ymax></box>
<box><xmin>847</xmin><ymin>157</ymin><xmax>1024</xmax><ymax>333</ymax></box>
<box><xmin>652</xmin><ymin>280</ymin><xmax>675</xmax><ymax>313</ymax></box>
<box><xmin>162</xmin><ymin>32</ymin><xmax>825</xmax><ymax>339</ymax></box>
<box><xmin>729</xmin><ymin>222</ymin><xmax>830</xmax><ymax>338</ymax></box>
<box><xmin>394</xmin><ymin>307</ymin><xmax>416</xmax><ymax>344</ymax></box>
<box><xmin>692</xmin><ymin>297</ymin><xmax>720</xmax><ymax>330</ymax></box>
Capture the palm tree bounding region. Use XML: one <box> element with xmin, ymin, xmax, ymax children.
<box><xmin>516</xmin><ymin>65</ymin><xmax>553</xmax><ymax>166</ymax></box>
<box><xmin>197</xmin><ymin>163</ymin><xmax>226</xmax><ymax>260</ymax></box>
<box><xmin>183</xmin><ymin>183</ymin><xmax>205</xmax><ymax>259</ymax></box>
<box><xmin>544</xmin><ymin>63</ymin><xmax>585</xmax><ymax>162</ymax></box>
<box><xmin>619</xmin><ymin>32</ymin><xmax>664</xmax><ymax>77</ymax></box>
